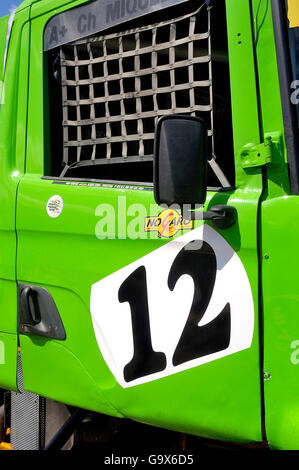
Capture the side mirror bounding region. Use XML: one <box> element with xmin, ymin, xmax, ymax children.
<box><xmin>153</xmin><ymin>115</ymin><xmax>208</xmax><ymax>207</ymax></box>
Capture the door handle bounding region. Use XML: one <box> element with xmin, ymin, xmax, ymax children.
<box><xmin>18</xmin><ymin>284</ymin><xmax>66</xmax><ymax>340</ymax></box>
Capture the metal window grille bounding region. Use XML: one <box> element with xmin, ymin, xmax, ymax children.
<box><xmin>59</xmin><ymin>2</ymin><xmax>230</xmax><ymax>186</ymax></box>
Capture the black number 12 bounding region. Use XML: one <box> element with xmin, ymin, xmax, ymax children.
<box><xmin>118</xmin><ymin>241</ymin><xmax>231</xmax><ymax>382</ymax></box>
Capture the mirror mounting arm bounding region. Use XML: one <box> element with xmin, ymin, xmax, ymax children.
<box><xmin>188</xmin><ymin>205</ymin><xmax>237</xmax><ymax>230</ymax></box>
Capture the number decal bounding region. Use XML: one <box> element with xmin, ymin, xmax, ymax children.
<box><xmin>168</xmin><ymin>241</ymin><xmax>230</xmax><ymax>366</ymax></box>
<box><xmin>119</xmin><ymin>243</ymin><xmax>231</xmax><ymax>381</ymax></box>
<box><xmin>119</xmin><ymin>266</ymin><xmax>166</xmax><ymax>382</ymax></box>
<box><xmin>90</xmin><ymin>225</ymin><xmax>255</xmax><ymax>388</ymax></box>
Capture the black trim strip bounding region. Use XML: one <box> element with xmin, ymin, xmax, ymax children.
<box><xmin>271</xmin><ymin>0</ymin><xmax>299</xmax><ymax>195</ymax></box>
<box><xmin>249</xmin><ymin>0</ymin><xmax>267</xmax><ymax>443</ymax></box>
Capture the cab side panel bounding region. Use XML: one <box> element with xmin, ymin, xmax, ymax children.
<box><xmin>0</xmin><ymin>8</ymin><xmax>30</xmax><ymax>391</ymax></box>
<box><xmin>262</xmin><ymin>196</ymin><xmax>299</xmax><ymax>450</ymax></box>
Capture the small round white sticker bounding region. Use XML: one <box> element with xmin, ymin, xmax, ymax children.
<box><xmin>46</xmin><ymin>195</ymin><xmax>64</xmax><ymax>218</ymax></box>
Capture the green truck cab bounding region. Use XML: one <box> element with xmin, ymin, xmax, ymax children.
<box><xmin>0</xmin><ymin>0</ymin><xmax>298</xmax><ymax>451</ymax></box>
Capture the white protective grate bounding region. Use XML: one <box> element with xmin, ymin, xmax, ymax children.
<box><xmin>10</xmin><ymin>351</ymin><xmax>45</xmax><ymax>450</ymax></box>
<box><xmin>59</xmin><ymin>2</ymin><xmax>230</xmax><ymax>186</ymax></box>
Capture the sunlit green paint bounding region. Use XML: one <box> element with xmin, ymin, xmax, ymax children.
<box><xmin>17</xmin><ymin>176</ymin><xmax>263</xmax><ymax>441</ymax></box>
<box><xmin>252</xmin><ymin>0</ymin><xmax>291</xmax><ymax>198</ymax></box>
<box><xmin>0</xmin><ymin>333</ymin><xmax>18</xmax><ymax>391</ymax></box>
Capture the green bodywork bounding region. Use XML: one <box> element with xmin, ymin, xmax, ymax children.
<box><xmin>0</xmin><ymin>0</ymin><xmax>298</xmax><ymax>450</ymax></box>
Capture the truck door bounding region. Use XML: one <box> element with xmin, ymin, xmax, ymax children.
<box><xmin>16</xmin><ymin>0</ymin><xmax>265</xmax><ymax>442</ymax></box>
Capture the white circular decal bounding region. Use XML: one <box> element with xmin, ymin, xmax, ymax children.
<box><xmin>90</xmin><ymin>225</ymin><xmax>255</xmax><ymax>388</ymax></box>
<box><xmin>46</xmin><ymin>195</ymin><xmax>64</xmax><ymax>218</ymax></box>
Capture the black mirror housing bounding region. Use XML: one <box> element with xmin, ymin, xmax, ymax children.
<box><xmin>154</xmin><ymin>115</ymin><xmax>208</xmax><ymax>207</ymax></box>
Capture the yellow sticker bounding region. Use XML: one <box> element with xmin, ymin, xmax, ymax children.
<box><xmin>288</xmin><ymin>0</ymin><xmax>299</xmax><ymax>28</ymax></box>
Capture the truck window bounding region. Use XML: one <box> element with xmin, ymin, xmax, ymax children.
<box><xmin>289</xmin><ymin>26</ymin><xmax>299</xmax><ymax>122</ymax></box>
<box><xmin>45</xmin><ymin>0</ymin><xmax>234</xmax><ymax>188</ymax></box>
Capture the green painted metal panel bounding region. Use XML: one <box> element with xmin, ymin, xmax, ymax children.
<box><xmin>17</xmin><ymin>179</ymin><xmax>264</xmax><ymax>442</ymax></box>
<box><xmin>4</xmin><ymin>0</ymin><xmax>297</xmax><ymax>449</ymax></box>
<box><xmin>14</xmin><ymin>0</ymin><xmax>265</xmax><ymax>443</ymax></box>
<box><xmin>225</xmin><ymin>0</ymin><xmax>262</xmax><ymax>190</ymax></box>
<box><xmin>20</xmin><ymin>335</ymin><xmax>122</xmax><ymax>416</ymax></box>
<box><xmin>0</xmin><ymin>16</ymin><xmax>9</xmax><ymax>77</ymax></box>
<box><xmin>0</xmin><ymin>7</ymin><xmax>30</xmax><ymax>391</ymax></box>
<box><xmin>261</xmin><ymin>196</ymin><xmax>299</xmax><ymax>450</ymax></box>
